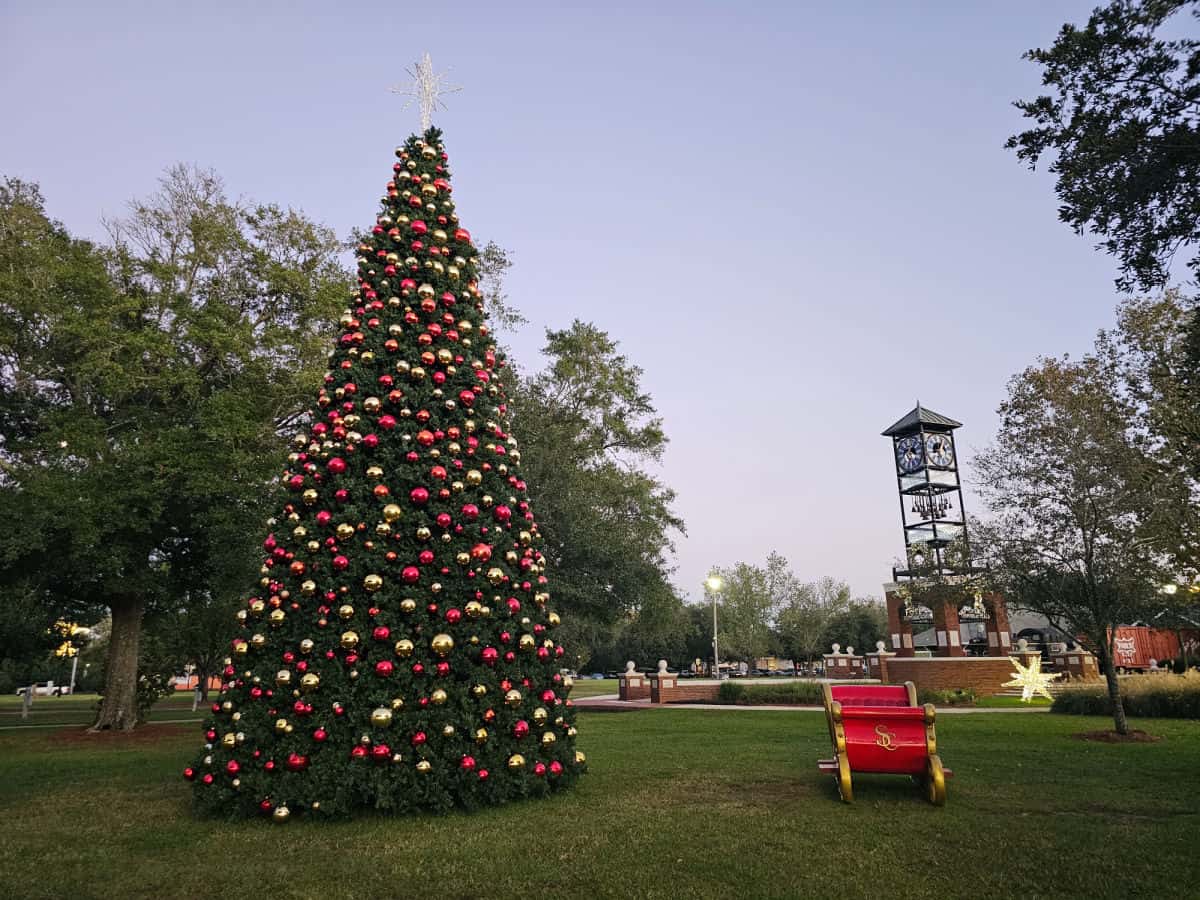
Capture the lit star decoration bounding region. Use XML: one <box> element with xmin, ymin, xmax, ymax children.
<box><xmin>391</xmin><ymin>53</ymin><xmax>462</xmax><ymax>130</ymax></box>
<box><xmin>1003</xmin><ymin>655</ymin><xmax>1061</xmax><ymax>702</ymax></box>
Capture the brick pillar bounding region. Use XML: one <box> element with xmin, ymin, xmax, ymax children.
<box><xmin>933</xmin><ymin>601</ymin><xmax>965</xmax><ymax>657</ymax></box>
<box><xmin>648</xmin><ymin>672</ymin><xmax>677</xmax><ymax>704</ymax></box>
<box><xmin>984</xmin><ymin>593</ymin><xmax>1012</xmax><ymax>657</ymax></box>
<box><xmin>885</xmin><ymin>590</ymin><xmax>915</xmax><ymax>658</ymax></box>
<box><xmin>618</xmin><ymin>666</ymin><xmax>649</xmax><ymax>701</ymax></box>
<box><xmin>866</xmin><ymin>641</ymin><xmax>894</xmax><ymax>682</ymax></box>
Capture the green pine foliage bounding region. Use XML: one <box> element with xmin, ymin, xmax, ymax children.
<box><xmin>188</xmin><ymin>129</ymin><xmax>583</xmax><ymax>820</ymax></box>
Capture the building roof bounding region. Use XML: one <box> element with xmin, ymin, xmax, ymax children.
<box><xmin>881</xmin><ymin>403</ymin><xmax>963</xmax><ymax>437</ymax></box>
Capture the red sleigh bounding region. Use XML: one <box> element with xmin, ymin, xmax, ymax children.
<box><xmin>818</xmin><ymin>682</ymin><xmax>951</xmax><ymax>805</ymax></box>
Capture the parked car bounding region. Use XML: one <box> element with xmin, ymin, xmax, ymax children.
<box><xmin>16</xmin><ymin>682</ymin><xmax>69</xmax><ymax>697</ymax></box>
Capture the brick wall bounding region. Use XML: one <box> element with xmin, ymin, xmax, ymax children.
<box><xmin>878</xmin><ymin>657</ymin><xmax>1026</xmax><ymax>697</ymax></box>
<box><xmin>650</xmin><ymin>680</ymin><xmax>719</xmax><ymax>704</ymax></box>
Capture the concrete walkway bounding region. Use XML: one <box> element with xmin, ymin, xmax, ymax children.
<box><xmin>573</xmin><ymin>695</ymin><xmax>1051</xmax><ymax>713</ymax></box>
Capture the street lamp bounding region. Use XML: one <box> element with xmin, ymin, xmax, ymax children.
<box><xmin>705</xmin><ymin>575</ymin><xmax>724</xmax><ymax>680</ymax></box>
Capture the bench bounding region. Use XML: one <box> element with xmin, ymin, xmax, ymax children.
<box><xmin>818</xmin><ymin>681</ymin><xmax>951</xmax><ymax>805</ymax></box>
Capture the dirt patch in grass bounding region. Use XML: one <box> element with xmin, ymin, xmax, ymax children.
<box><xmin>52</xmin><ymin>723</ymin><xmax>193</xmax><ymax>747</ymax></box>
<box><xmin>1071</xmin><ymin>729</ymin><xmax>1162</xmax><ymax>744</ymax></box>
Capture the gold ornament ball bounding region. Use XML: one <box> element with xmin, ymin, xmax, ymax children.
<box><xmin>301</xmin><ymin>580</ymin><xmax>317</xmax><ymax>596</ymax></box>
<box><xmin>504</xmin><ymin>689</ymin><xmax>522</xmax><ymax>707</ymax></box>
<box><xmin>474</xmin><ymin>727</ymin><xmax>488</xmax><ymax>744</ymax></box>
<box><xmin>275</xmin><ymin>669</ymin><xmax>292</xmax><ymax>686</ymax></box>
<box><xmin>221</xmin><ymin>732</ymin><xmax>236</xmax><ymax>748</ymax></box>
<box><xmin>486</xmin><ymin>567</ymin><xmax>505</xmax><ymax>586</ymax></box>
<box><xmin>391</xmin><ymin>697</ymin><xmax>406</xmax><ymax>710</ymax></box>
<box><xmin>400</xmin><ymin>598</ymin><xmax>417</xmax><ymax>614</ymax></box>
<box><xmin>250</xmin><ymin>633</ymin><xmax>266</xmax><ymax>649</ymax></box>
<box><xmin>518</xmin><ymin>634</ymin><xmax>535</xmax><ymax>651</ymax></box>
<box><xmin>274</xmin><ymin>718</ymin><xmax>289</xmax><ymax>734</ymax></box>
<box><xmin>431</xmin><ymin>688</ymin><xmax>448</xmax><ymax>705</ymax></box>
<box><xmin>394</xmin><ymin>639</ymin><xmax>415</xmax><ymax>657</ymax></box>
<box><xmin>382</xmin><ymin>504</ymin><xmax>404</xmax><ymax>523</ymax></box>
<box><xmin>370</xmin><ymin>707</ymin><xmax>393</xmax><ymax>728</ymax></box>
<box><xmin>363</xmin><ymin>574</ymin><xmax>383</xmax><ymax>592</ymax></box>
<box><xmin>471</xmin><ymin>684</ymin><xmax>487</xmax><ymax>698</ymax></box>
<box><xmin>465</xmin><ymin>600</ymin><xmax>483</xmax><ymax>618</ymax></box>
<box><xmin>269</xmin><ymin>609</ymin><xmax>286</xmax><ymax>626</ymax></box>
<box><xmin>416</xmin><ymin>759</ymin><xmax>432</xmax><ymax>774</ymax></box>
<box><xmin>365</xmin><ymin>465</ymin><xmax>384</xmax><ymax>480</ymax></box>
<box><xmin>336</xmin><ymin>523</ymin><xmax>355</xmax><ymax>540</ymax></box>
<box><xmin>340</xmin><ymin>631</ymin><xmax>360</xmax><ymax>650</ymax></box>
<box><xmin>250</xmin><ymin>599</ymin><xmax>266</xmax><ymax>615</ymax></box>
<box><xmin>541</xmin><ymin>731</ymin><xmax>556</xmax><ymax>746</ymax></box>
<box><xmin>575</xmin><ymin>751</ymin><xmax>587</xmax><ymax>765</ymax></box>
<box><xmin>430</xmin><ymin>633</ymin><xmax>454</xmax><ymax>656</ymax></box>
<box><xmin>300</xmin><ymin>673</ymin><xmax>321</xmax><ymax>692</ymax></box>
<box><xmin>302</xmin><ymin>489</ymin><xmax>318</xmax><ymax>505</ymax></box>
<box><xmin>442</xmin><ymin>724</ymin><xmax>455</xmax><ymax>737</ymax></box>
<box><xmin>532</xmin><ymin>707</ymin><xmax>548</xmax><ymax>724</ymax></box>
<box><xmin>338</xmin><ymin>604</ymin><xmax>355</xmax><ymax>620</ymax></box>
<box><xmin>272</xmin><ymin>805</ymin><xmax>291</xmax><ymax>823</ymax></box>
<box><xmin>299</xmin><ymin>639</ymin><xmax>315</xmax><ymax>654</ymax></box>
<box><xmin>507</xmin><ymin>753</ymin><xmax>525</xmax><ymax>770</ymax></box>
<box><xmin>466</xmin><ymin>469</ymin><xmax>483</xmax><ymax>486</ymax></box>
<box><xmin>547</xmin><ymin>612</ymin><xmax>561</xmax><ymax>627</ymax></box>
<box><xmin>363</xmin><ymin>396</ymin><xmax>382</xmax><ymax>413</ymax></box>
<box><xmin>415</xmin><ymin>526</ymin><xmax>432</xmax><ymax>542</ymax></box>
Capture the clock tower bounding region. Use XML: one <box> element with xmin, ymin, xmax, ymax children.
<box><xmin>880</xmin><ymin>404</ymin><xmax>1011</xmax><ymax>658</ymax></box>
<box><xmin>882</xmin><ymin>403</ymin><xmax>969</xmax><ymax>578</ymax></box>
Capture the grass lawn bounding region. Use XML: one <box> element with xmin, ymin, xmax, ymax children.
<box><xmin>564</xmin><ymin>677</ymin><xmax>617</xmax><ymax>698</ymax></box>
<box><xmin>972</xmin><ymin>695</ymin><xmax>1054</xmax><ymax>708</ymax></box>
<box><xmin>0</xmin><ymin>694</ymin><xmax>208</xmax><ymax>729</ymax></box>
<box><xmin>2</xmin><ymin>710</ymin><xmax>1197</xmax><ymax>900</ymax></box>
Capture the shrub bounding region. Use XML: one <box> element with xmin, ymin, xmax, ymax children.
<box><xmin>1051</xmin><ymin>671</ymin><xmax>1200</xmax><ymax>719</ymax></box>
<box><xmin>717</xmin><ymin>681</ymin><xmax>875</xmax><ymax>706</ymax></box>
<box><xmin>917</xmin><ymin>687</ymin><xmax>976</xmax><ymax>706</ymax></box>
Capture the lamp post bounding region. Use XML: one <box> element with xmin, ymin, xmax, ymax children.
<box><xmin>705</xmin><ymin>575</ymin><xmax>724</xmax><ymax>680</ymax></box>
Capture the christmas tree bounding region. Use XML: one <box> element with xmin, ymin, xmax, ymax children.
<box><xmin>185</xmin><ymin>125</ymin><xmax>584</xmax><ymax>820</ymax></box>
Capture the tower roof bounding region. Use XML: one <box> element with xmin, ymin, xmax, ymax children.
<box><xmin>881</xmin><ymin>404</ymin><xmax>962</xmax><ymax>437</ymax></box>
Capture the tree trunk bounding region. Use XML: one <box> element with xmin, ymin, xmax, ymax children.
<box><xmin>197</xmin><ymin>664</ymin><xmax>212</xmax><ymax>703</ymax></box>
<box><xmin>90</xmin><ymin>596</ymin><xmax>145</xmax><ymax>732</ymax></box>
<box><xmin>1099</xmin><ymin>649</ymin><xmax>1129</xmax><ymax>736</ymax></box>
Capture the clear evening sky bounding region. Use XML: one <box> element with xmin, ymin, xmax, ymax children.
<box><xmin>2</xmin><ymin>1</ymin><xmax>1127</xmax><ymax>601</ymax></box>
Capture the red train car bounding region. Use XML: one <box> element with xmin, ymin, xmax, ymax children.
<box><xmin>1110</xmin><ymin>627</ymin><xmax>1184</xmax><ymax>671</ymax></box>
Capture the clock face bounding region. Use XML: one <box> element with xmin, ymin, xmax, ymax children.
<box><xmin>925</xmin><ymin>434</ymin><xmax>954</xmax><ymax>467</ymax></box>
<box><xmin>895</xmin><ymin>436</ymin><xmax>924</xmax><ymax>473</ymax></box>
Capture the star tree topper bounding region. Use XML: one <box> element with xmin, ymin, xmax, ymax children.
<box><xmin>1003</xmin><ymin>655</ymin><xmax>1062</xmax><ymax>702</ymax></box>
<box><xmin>391</xmin><ymin>53</ymin><xmax>462</xmax><ymax>130</ymax></box>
